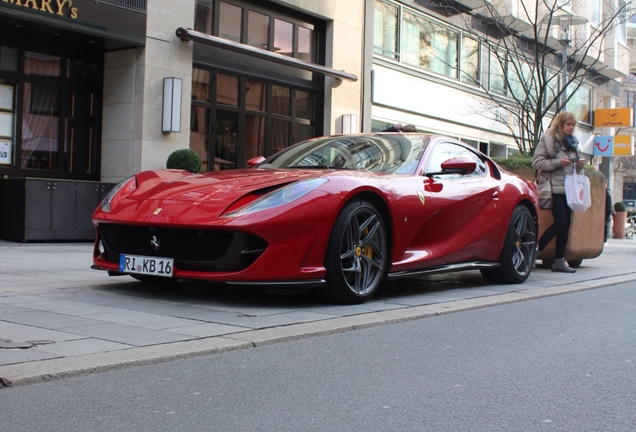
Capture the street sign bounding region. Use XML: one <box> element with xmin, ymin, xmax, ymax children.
<box><xmin>593</xmin><ymin>108</ymin><xmax>634</xmax><ymax>127</ymax></box>
<box><xmin>614</xmin><ymin>135</ymin><xmax>634</xmax><ymax>156</ymax></box>
<box><xmin>593</xmin><ymin>136</ymin><xmax>614</xmax><ymax>156</ymax></box>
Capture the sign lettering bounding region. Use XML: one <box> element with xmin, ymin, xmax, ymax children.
<box><xmin>2</xmin><ymin>0</ymin><xmax>78</xmax><ymax>19</ymax></box>
<box><xmin>593</xmin><ymin>108</ymin><xmax>634</xmax><ymax>128</ymax></box>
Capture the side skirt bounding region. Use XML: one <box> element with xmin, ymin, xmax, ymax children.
<box><xmin>387</xmin><ymin>261</ymin><xmax>500</xmax><ymax>280</ymax></box>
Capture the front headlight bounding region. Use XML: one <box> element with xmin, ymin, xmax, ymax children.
<box><xmin>223</xmin><ymin>178</ymin><xmax>328</xmax><ymax>218</ymax></box>
<box><xmin>101</xmin><ymin>176</ymin><xmax>136</xmax><ymax>212</ymax></box>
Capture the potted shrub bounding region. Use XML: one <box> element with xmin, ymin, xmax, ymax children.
<box><xmin>166</xmin><ymin>149</ymin><xmax>202</xmax><ymax>173</ymax></box>
<box><xmin>613</xmin><ymin>201</ymin><xmax>628</xmax><ymax>239</ymax></box>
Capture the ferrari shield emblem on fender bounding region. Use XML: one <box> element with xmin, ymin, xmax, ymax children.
<box><xmin>153</xmin><ymin>208</ymin><xmax>162</xmax><ymax>215</ymax></box>
<box><xmin>417</xmin><ymin>191</ymin><xmax>425</xmax><ymax>205</ymax></box>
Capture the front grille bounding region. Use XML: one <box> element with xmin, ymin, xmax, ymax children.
<box><xmin>99</xmin><ymin>224</ymin><xmax>267</xmax><ymax>272</ymax></box>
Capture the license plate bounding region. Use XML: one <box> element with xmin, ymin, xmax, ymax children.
<box><xmin>119</xmin><ymin>254</ymin><xmax>174</xmax><ymax>278</ymax></box>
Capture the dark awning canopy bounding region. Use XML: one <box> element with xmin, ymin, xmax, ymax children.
<box><xmin>175</xmin><ymin>27</ymin><xmax>358</xmax><ymax>82</ymax></box>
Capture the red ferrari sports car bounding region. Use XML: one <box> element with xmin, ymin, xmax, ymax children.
<box><xmin>92</xmin><ymin>133</ymin><xmax>539</xmax><ymax>304</ymax></box>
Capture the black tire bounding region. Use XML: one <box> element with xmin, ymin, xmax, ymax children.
<box><xmin>481</xmin><ymin>206</ymin><xmax>536</xmax><ymax>284</ymax></box>
<box><xmin>324</xmin><ymin>200</ymin><xmax>387</xmax><ymax>304</ymax></box>
<box><xmin>130</xmin><ymin>274</ymin><xmax>178</xmax><ymax>284</ymax></box>
<box><xmin>567</xmin><ymin>259</ymin><xmax>583</xmax><ymax>268</ymax></box>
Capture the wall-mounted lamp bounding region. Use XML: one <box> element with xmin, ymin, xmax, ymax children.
<box><xmin>340</xmin><ymin>114</ymin><xmax>358</xmax><ymax>134</ymax></box>
<box><xmin>162</xmin><ymin>77</ymin><xmax>182</xmax><ymax>133</ymax></box>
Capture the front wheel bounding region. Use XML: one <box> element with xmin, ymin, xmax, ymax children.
<box><xmin>324</xmin><ymin>200</ymin><xmax>387</xmax><ymax>304</ymax></box>
<box><xmin>481</xmin><ymin>206</ymin><xmax>536</xmax><ymax>284</ymax></box>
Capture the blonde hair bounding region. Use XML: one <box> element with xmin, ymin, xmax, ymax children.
<box><xmin>549</xmin><ymin>111</ymin><xmax>577</xmax><ymax>141</ymax></box>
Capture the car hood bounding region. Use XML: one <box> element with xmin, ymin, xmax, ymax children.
<box><xmin>129</xmin><ymin>168</ymin><xmax>325</xmax><ymax>203</ymax></box>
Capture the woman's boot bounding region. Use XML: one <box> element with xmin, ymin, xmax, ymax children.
<box><xmin>552</xmin><ymin>258</ymin><xmax>576</xmax><ymax>273</ymax></box>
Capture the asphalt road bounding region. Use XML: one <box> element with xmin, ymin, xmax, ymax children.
<box><xmin>2</xmin><ymin>281</ymin><xmax>635</xmax><ymax>432</ymax></box>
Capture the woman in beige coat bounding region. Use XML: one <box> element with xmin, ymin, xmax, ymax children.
<box><xmin>532</xmin><ymin>111</ymin><xmax>585</xmax><ymax>273</ymax></box>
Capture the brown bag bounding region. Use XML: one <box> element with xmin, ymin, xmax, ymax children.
<box><xmin>534</xmin><ymin>171</ymin><xmax>552</xmax><ymax>210</ymax></box>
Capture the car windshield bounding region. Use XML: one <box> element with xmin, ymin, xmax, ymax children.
<box><xmin>258</xmin><ymin>134</ymin><xmax>430</xmax><ymax>175</ymax></box>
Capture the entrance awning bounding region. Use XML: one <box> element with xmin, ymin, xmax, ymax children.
<box><xmin>175</xmin><ymin>28</ymin><xmax>358</xmax><ymax>82</ymax></box>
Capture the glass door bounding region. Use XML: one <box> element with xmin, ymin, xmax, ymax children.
<box><xmin>214</xmin><ymin>110</ymin><xmax>239</xmax><ymax>170</ymax></box>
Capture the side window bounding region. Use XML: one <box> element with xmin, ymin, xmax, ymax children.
<box><xmin>425</xmin><ymin>142</ymin><xmax>487</xmax><ymax>179</ymax></box>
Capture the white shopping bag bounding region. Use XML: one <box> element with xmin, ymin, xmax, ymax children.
<box><xmin>564</xmin><ymin>171</ymin><xmax>591</xmax><ymax>212</ymax></box>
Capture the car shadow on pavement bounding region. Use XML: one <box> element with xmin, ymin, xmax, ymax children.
<box><xmin>89</xmin><ymin>270</ymin><xmax>491</xmax><ymax>308</ymax></box>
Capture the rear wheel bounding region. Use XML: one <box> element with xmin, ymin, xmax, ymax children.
<box><xmin>481</xmin><ymin>206</ymin><xmax>536</xmax><ymax>284</ymax></box>
<box><xmin>324</xmin><ymin>200</ymin><xmax>387</xmax><ymax>304</ymax></box>
<box><xmin>567</xmin><ymin>259</ymin><xmax>583</xmax><ymax>268</ymax></box>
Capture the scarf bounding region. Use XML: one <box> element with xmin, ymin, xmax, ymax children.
<box><xmin>562</xmin><ymin>134</ymin><xmax>577</xmax><ymax>152</ymax></box>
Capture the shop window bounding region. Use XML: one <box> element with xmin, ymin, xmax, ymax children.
<box><xmin>590</xmin><ymin>0</ymin><xmax>602</xmax><ymax>25</ymax></box>
<box><xmin>460</xmin><ymin>36</ymin><xmax>479</xmax><ymax>86</ymax></box>
<box><xmin>0</xmin><ymin>47</ymin><xmax>18</xmax><ymax>72</ymax></box>
<box><xmin>195</xmin><ymin>0</ymin><xmax>316</xmax><ymax>63</ymax></box>
<box><xmin>67</xmin><ymin>60</ymin><xmax>100</xmax><ymax>85</ymax></box>
<box><xmin>194</xmin><ymin>0</ymin><xmax>213</xmax><ymax>33</ymax></box>
<box><xmin>21</xmin><ymin>83</ymin><xmax>60</xmax><ymax>170</ymax></box>
<box><xmin>274</xmin><ymin>19</ymin><xmax>294</xmax><ymax>57</ymax></box>
<box><xmin>295</xmin><ymin>91</ymin><xmax>313</xmax><ymax>120</ymax></box>
<box><xmin>373</xmin><ymin>0</ymin><xmax>398</xmax><ymax>59</ymax></box>
<box><xmin>219</xmin><ymin>1</ymin><xmax>242</xmax><ymax>43</ymax></box>
<box><xmin>489</xmin><ymin>50</ymin><xmax>506</xmax><ymax>96</ymax></box>
<box><xmin>24</xmin><ymin>52</ymin><xmax>61</xmax><ymax>77</ymax></box>
<box><xmin>509</xmin><ymin>61</ymin><xmax>536</xmax><ymax>103</ymax></box>
<box><xmin>0</xmin><ymin>80</ymin><xmax>15</xmax><ymax>166</ymax></box>
<box><xmin>245</xmin><ymin>79</ymin><xmax>266</xmax><ymax>111</ymax></box>
<box><xmin>215</xmin><ymin>110</ymin><xmax>239</xmax><ymax>170</ymax></box>
<box><xmin>565</xmin><ymin>84</ymin><xmax>592</xmax><ymax>125</ymax></box>
<box><xmin>401</xmin><ymin>12</ymin><xmax>458</xmax><ymax>79</ymax></box>
<box><xmin>245</xmin><ymin>114</ymin><xmax>265</xmax><ymax>160</ymax></box>
<box><xmin>617</xmin><ymin>0</ymin><xmax>627</xmax><ymax>44</ymax></box>
<box><xmin>271</xmin><ymin>118</ymin><xmax>290</xmax><ymax>154</ymax></box>
<box><xmin>0</xmin><ymin>47</ymin><xmax>101</xmax><ymax>177</ymax></box>
<box><xmin>623</xmin><ymin>177</ymin><xmax>636</xmax><ymax>201</ymax></box>
<box><xmin>298</xmin><ymin>27</ymin><xmax>315</xmax><ymax>63</ymax></box>
<box><xmin>191</xmin><ymin>71</ymin><xmax>316</xmax><ymax>171</ymax></box>
<box><xmin>190</xmin><ymin>105</ymin><xmax>209</xmax><ymax>172</ymax></box>
<box><xmin>248</xmin><ymin>11</ymin><xmax>269</xmax><ymax>49</ymax></box>
<box><xmin>192</xmin><ymin>69</ymin><xmax>210</xmax><ymax>102</ymax></box>
<box><xmin>272</xmin><ymin>85</ymin><xmax>290</xmax><ymax>116</ymax></box>
<box><xmin>216</xmin><ymin>73</ymin><xmax>239</xmax><ymax>106</ymax></box>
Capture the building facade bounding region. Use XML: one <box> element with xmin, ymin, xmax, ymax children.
<box><xmin>612</xmin><ymin>13</ymin><xmax>636</xmax><ymax>208</ymax></box>
<box><xmin>0</xmin><ymin>0</ymin><xmax>631</xmax><ymax>239</ymax></box>
<box><xmin>365</xmin><ymin>0</ymin><xmax>630</xmax><ymax>163</ymax></box>
<box><xmin>0</xmin><ymin>0</ymin><xmax>365</xmax><ymax>239</ymax></box>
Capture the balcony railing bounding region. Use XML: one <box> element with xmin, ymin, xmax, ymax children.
<box><xmin>96</xmin><ymin>0</ymin><xmax>146</xmax><ymax>13</ymax></box>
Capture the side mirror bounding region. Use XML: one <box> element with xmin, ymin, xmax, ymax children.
<box><xmin>440</xmin><ymin>158</ymin><xmax>477</xmax><ymax>174</ymax></box>
<box><xmin>426</xmin><ymin>158</ymin><xmax>477</xmax><ymax>176</ymax></box>
<box><xmin>247</xmin><ymin>156</ymin><xmax>266</xmax><ymax>168</ymax></box>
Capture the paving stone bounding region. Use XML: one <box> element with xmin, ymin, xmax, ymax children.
<box><xmin>1</xmin><ymin>310</ymin><xmax>106</xmax><ymax>330</ymax></box>
<box><xmin>0</xmin><ymin>321</ymin><xmax>85</xmax><ymax>343</ymax></box>
<box><xmin>60</xmin><ymin>323</ymin><xmax>195</xmax><ymax>346</ymax></box>
<box><xmin>33</xmin><ymin>339</ymin><xmax>132</xmax><ymax>357</ymax></box>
